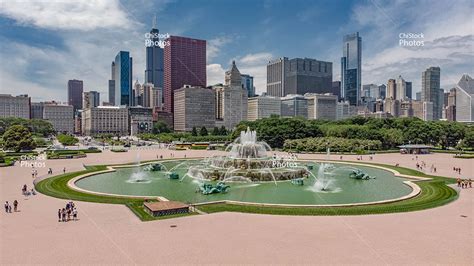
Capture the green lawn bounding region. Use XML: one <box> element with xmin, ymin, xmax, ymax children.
<box><xmin>35</xmin><ymin>165</ymin><xmax>197</xmax><ymax>221</ymax></box>
<box><xmin>35</xmin><ymin>161</ymin><xmax>459</xmax><ymax>219</ymax></box>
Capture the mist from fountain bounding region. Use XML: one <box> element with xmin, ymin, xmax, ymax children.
<box><xmin>127</xmin><ymin>153</ymin><xmax>151</xmax><ymax>183</ymax></box>
<box><xmin>307</xmin><ymin>163</ymin><xmax>337</xmax><ymax>192</ymax></box>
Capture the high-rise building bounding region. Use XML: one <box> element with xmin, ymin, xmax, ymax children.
<box><xmin>214</xmin><ymin>62</ymin><xmax>248</xmax><ymax>129</ymax></box>
<box><xmin>305</xmin><ymin>93</ymin><xmax>337</xmax><ymax>120</ymax></box>
<box><xmin>43</xmin><ymin>102</ymin><xmax>74</xmax><ymax>134</ymax></box>
<box><xmin>241</xmin><ymin>74</ymin><xmax>255</xmax><ymax>97</ymax></box>
<box><xmin>114</xmin><ymin>51</ymin><xmax>133</xmax><ymax>106</ymax></box>
<box><xmin>384</xmin><ymin>98</ymin><xmax>401</xmax><ymax>117</ymax></box>
<box><xmin>396</xmin><ymin>75</ymin><xmax>408</xmax><ymax>100</ymax></box>
<box><xmin>82</xmin><ymin>106</ymin><xmax>129</xmax><ymax>136</ymax></box>
<box><xmin>0</xmin><ymin>94</ymin><xmax>30</xmax><ymax>119</ymax></box>
<box><xmin>415</xmin><ymin>91</ymin><xmax>421</xmax><ymax>101</ymax></box>
<box><xmin>341</xmin><ymin>32</ymin><xmax>362</xmax><ymax>105</ymax></box>
<box><xmin>406</xmin><ymin>81</ymin><xmax>412</xmax><ymax>99</ymax></box>
<box><xmin>266</xmin><ymin>57</ymin><xmax>332</xmax><ymax>97</ymax></box>
<box><xmin>145</xmin><ymin>21</ymin><xmax>164</xmax><ymax>88</ymax></box>
<box><xmin>31</xmin><ymin>102</ymin><xmax>44</xmax><ymax>119</ymax></box>
<box><xmin>387</xmin><ymin>79</ymin><xmax>397</xmax><ymax>99</ymax></box>
<box><xmin>454</xmin><ymin>74</ymin><xmax>474</xmax><ymax>122</ymax></box>
<box><xmin>247</xmin><ymin>96</ymin><xmax>281</xmax><ymax>121</ymax></box>
<box><xmin>108</xmin><ymin>80</ymin><xmax>115</xmax><ymax>105</ymax></box>
<box><xmin>332</xmin><ymin>81</ymin><xmax>341</xmax><ymax>100</ymax></box>
<box><xmin>378</xmin><ymin>84</ymin><xmax>386</xmax><ymax>99</ymax></box>
<box><xmin>446</xmin><ymin>87</ymin><xmax>456</xmax><ymax>121</ymax></box>
<box><xmin>280</xmin><ymin>94</ymin><xmax>308</xmax><ymax>118</ymax></box>
<box><xmin>67</xmin><ymin>79</ymin><xmax>83</xmax><ymax>111</ymax></box>
<box><xmin>173</xmin><ymin>85</ymin><xmax>215</xmax><ymax>131</ymax></box>
<box><xmin>82</xmin><ymin>91</ymin><xmax>100</xmax><ymax>109</ymax></box>
<box><xmin>362</xmin><ymin>84</ymin><xmax>380</xmax><ymax>99</ymax></box>
<box><xmin>421</xmin><ymin>67</ymin><xmax>441</xmax><ymax>120</ymax></box>
<box><xmin>164</xmin><ymin>36</ymin><xmax>206</xmax><ymax>113</ymax></box>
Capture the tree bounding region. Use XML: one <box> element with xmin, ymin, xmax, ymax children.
<box><xmin>152</xmin><ymin>121</ymin><xmax>171</xmax><ymax>134</ymax></box>
<box><xmin>219</xmin><ymin>125</ymin><xmax>228</xmax><ymax>135</ymax></box>
<box><xmin>57</xmin><ymin>134</ymin><xmax>79</xmax><ymax>146</ymax></box>
<box><xmin>2</xmin><ymin>125</ymin><xmax>36</xmax><ymax>152</ymax></box>
<box><xmin>199</xmin><ymin>126</ymin><xmax>208</xmax><ymax>136</ymax></box>
<box><xmin>191</xmin><ymin>127</ymin><xmax>198</xmax><ymax>136</ymax></box>
<box><xmin>212</xmin><ymin>127</ymin><xmax>220</xmax><ymax>135</ymax></box>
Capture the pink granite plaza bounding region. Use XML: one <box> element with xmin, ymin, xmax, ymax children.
<box><xmin>0</xmin><ymin>149</ymin><xmax>472</xmax><ymax>265</ymax></box>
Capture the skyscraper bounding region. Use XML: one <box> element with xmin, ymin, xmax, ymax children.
<box><xmin>266</xmin><ymin>57</ymin><xmax>332</xmax><ymax>97</ymax></box>
<box><xmin>454</xmin><ymin>74</ymin><xmax>473</xmax><ymax>122</ymax></box>
<box><xmin>341</xmin><ymin>32</ymin><xmax>362</xmax><ymax>106</ymax></box>
<box><xmin>114</xmin><ymin>51</ymin><xmax>133</xmax><ymax>106</ymax></box>
<box><xmin>83</xmin><ymin>91</ymin><xmax>100</xmax><ymax>109</ymax></box>
<box><xmin>387</xmin><ymin>79</ymin><xmax>396</xmax><ymax>99</ymax></box>
<box><xmin>145</xmin><ymin>20</ymin><xmax>164</xmax><ymax>88</ymax></box>
<box><xmin>108</xmin><ymin>61</ymin><xmax>116</xmax><ymax>105</ymax></box>
<box><xmin>241</xmin><ymin>74</ymin><xmax>255</xmax><ymax>97</ymax></box>
<box><xmin>422</xmin><ymin>67</ymin><xmax>441</xmax><ymax>120</ymax></box>
<box><xmin>396</xmin><ymin>75</ymin><xmax>406</xmax><ymax>100</ymax></box>
<box><xmin>67</xmin><ymin>79</ymin><xmax>83</xmax><ymax>111</ymax></box>
<box><xmin>164</xmin><ymin>36</ymin><xmax>206</xmax><ymax>113</ymax></box>
<box><xmin>406</xmin><ymin>81</ymin><xmax>412</xmax><ymax>99</ymax></box>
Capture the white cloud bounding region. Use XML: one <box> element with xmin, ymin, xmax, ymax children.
<box><xmin>347</xmin><ymin>0</ymin><xmax>474</xmax><ymax>92</ymax></box>
<box><xmin>207</xmin><ymin>36</ymin><xmax>232</xmax><ymax>62</ymax></box>
<box><xmin>0</xmin><ymin>0</ymin><xmax>135</xmax><ymax>31</ymax></box>
<box><xmin>206</xmin><ymin>63</ymin><xmax>225</xmax><ymax>86</ymax></box>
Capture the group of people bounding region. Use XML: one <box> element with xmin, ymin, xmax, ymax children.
<box><xmin>31</xmin><ymin>168</ymin><xmax>38</xmax><ymax>179</ymax></box>
<box><xmin>22</xmin><ymin>184</ymin><xmax>36</xmax><ymax>196</ymax></box>
<box><xmin>453</xmin><ymin>167</ymin><xmax>462</xmax><ymax>175</ymax></box>
<box><xmin>4</xmin><ymin>200</ymin><xmax>18</xmax><ymax>213</ymax></box>
<box><xmin>58</xmin><ymin>201</ymin><xmax>78</xmax><ymax>222</ymax></box>
<box><xmin>415</xmin><ymin>161</ymin><xmax>427</xmax><ymax>171</ymax></box>
<box><xmin>456</xmin><ymin>178</ymin><xmax>472</xmax><ymax>189</ymax></box>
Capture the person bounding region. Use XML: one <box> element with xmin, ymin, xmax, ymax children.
<box><xmin>160</xmin><ymin>155</ymin><xmax>163</xmax><ymax>159</ymax></box>
<box><xmin>13</xmin><ymin>200</ymin><xmax>18</xmax><ymax>212</ymax></box>
<box><xmin>340</xmin><ymin>156</ymin><xmax>343</xmax><ymax>160</ymax></box>
<box><xmin>4</xmin><ymin>201</ymin><xmax>9</xmax><ymax>213</ymax></box>
<box><xmin>73</xmin><ymin>208</ymin><xmax>77</xmax><ymax>221</ymax></box>
<box><xmin>58</xmin><ymin>209</ymin><xmax>62</xmax><ymax>222</ymax></box>
<box><xmin>67</xmin><ymin>208</ymin><xmax>71</xmax><ymax>221</ymax></box>
<box><xmin>457</xmin><ymin>178</ymin><xmax>461</xmax><ymax>187</ymax></box>
<box><xmin>8</xmin><ymin>204</ymin><xmax>12</xmax><ymax>213</ymax></box>
<box><xmin>61</xmin><ymin>208</ymin><xmax>66</xmax><ymax>222</ymax></box>
<box><xmin>469</xmin><ymin>179</ymin><xmax>472</xmax><ymax>188</ymax></box>
<box><xmin>63</xmin><ymin>167</ymin><xmax>66</xmax><ymax>174</ymax></box>
<box><xmin>31</xmin><ymin>188</ymin><xmax>36</xmax><ymax>195</ymax></box>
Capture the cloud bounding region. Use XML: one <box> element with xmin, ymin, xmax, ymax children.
<box><xmin>206</xmin><ymin>63</ymin><xmax>225</xmax><ymax>86</ymax></box>
<box><xmin>0</xmin><ymin>0</ymin><xmax>135</xmax><ymax>31</ymax></box>
<box><xmin>346</xmin><ymin>0</ymin><xmax>474</xmax><ymax>92</ymax></box>
<box><xmin>207</xmin><ymin>36</ymin><xmax>233</xmax><ymax>62</ymax></box>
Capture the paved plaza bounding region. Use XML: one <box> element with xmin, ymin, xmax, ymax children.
<box><xmin>1</xmin><ymin>149</ymin><xmax>472</xmax><ymax>265</ymax></box>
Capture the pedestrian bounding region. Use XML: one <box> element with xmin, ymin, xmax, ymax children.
<box><xmin>4</xmin><ymin>201</ymin><xmax>9</xmax><ymax>213</ymax></box>
<box><xmin>67</xmin><ymin>209</ymin><xmax>71</xmax><ymax>221</ymax></box>
<box><xmin>61</xmin><ymin>208</ymin><xmax>66</xmax><ymax>222</ymax></box>
<box><xmin>469</xmin><ymin>179</ymin><xmax>472</xmax><ymax>188</ymax></box>
<box><xmin>8</xmin><ymin>204</ymin><xmax>12</xmax><ymax>213</ymax></box>
<box><xmin>13</xmin><ymin>200</ymin><xmax>18</xmax><ymax>212</ymax></box>
<box><xmin>73</xmin><ymin>208</ymin><xmax>77</xmax><ymax>221</ymax></box>
<box><xmin>457</xmin><ymin>178</ymin><xmax>461</xmax><ymax>187</ymax></box>
<box><xmin>58</xmin><ymin>209</ymin><xmax>62</xmax><ymax>222</ymax></box>
<box><xmin>63</xmin><ymin>167</ymin><xmax>66</xmax><ymax>174</ymax></box>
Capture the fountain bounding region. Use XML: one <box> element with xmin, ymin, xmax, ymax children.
<box><xmin>186</xmin><ymin>127</ymin><xmax>307</xmax><ymax>182</ymax></box>
<box><xmin>307</xmin><ymin>163</ymin><xmax>336</xmax><ymax>192</ymax></box>
<box><xmin>126</xmin><ymin>153</ymin><xmax>151</xmax><ymax>183</ymax></box>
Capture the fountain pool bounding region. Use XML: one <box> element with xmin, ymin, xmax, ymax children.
<box><xmin>75</xmin><ymin>160</ymin><xmax>413</xmax><ymax>205</ymax></box>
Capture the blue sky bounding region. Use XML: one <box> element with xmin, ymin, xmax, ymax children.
<box><xmin>0</xmin><ymin>0</ymin><xmax>472</xmax><ymax>102</ymax></box>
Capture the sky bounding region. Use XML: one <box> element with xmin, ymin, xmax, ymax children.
<box><xmin>0</xmin><ymin>0</ymin><xmax>472</xmax><ymax>102</ymax></box>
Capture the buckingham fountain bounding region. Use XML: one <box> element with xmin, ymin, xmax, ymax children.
<box><xmin>75</xmin><ymin>127</ymin><xmax>413</xmax><ymax>206</ymax></box>
<box><xmin>184</xmin><ymin>127</ymin><xmax>308</xmax><ymax>183</ymax></box>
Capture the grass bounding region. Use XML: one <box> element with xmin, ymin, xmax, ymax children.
<box><xmin>35</xmin><ymin>165</ymin><xmax>197</xmax><ymax>221</ymax></box>
<box><xmin>35</xmin><ymin>161</ymin><xmax>459</xmax><ymax>218</ymax></box>
<box><xmin>454</xmin><ymin>154</ymin><xmax>474</xmax><ymax>159</ymax></box>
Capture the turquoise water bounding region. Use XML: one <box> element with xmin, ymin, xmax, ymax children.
<box><xmin>75</xmin><ymin>160</ymin><xmax>413</xmax><ymax>205</ymax></box>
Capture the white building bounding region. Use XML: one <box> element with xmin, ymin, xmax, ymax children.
<box><xmin>0</xmin><ymin>94</ymin><xmax>30</xmax><ymax>119</ymax></box>
<box><xmin>454</xmin><ymin>74</ymin><xmax>474</xmax><ymax>122</ymax></box>
<box><xmin>43</xmin><ymin>103</ymin><xmax>74</xmax><ymax>134</ymax></box>
<box><xmin>281</xmin><ymin>94</ymin><xmax>308</xmax><ymax>118</ymax></box>
<box><xmin>82</xmin><ymin>106</ymin><xmax>129</xmax><ymax>136</ymax></box>
<box><xmin>305</xmin><ymin>93</ymin><xmax>337</xmax><ymax>120</ymax></box>
<box><xmin>247</xmin><ymin>96</ymin><xmax>281</xmax><ymax>121</ymax></box>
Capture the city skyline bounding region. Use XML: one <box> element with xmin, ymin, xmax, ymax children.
<box><xmin>0</xmin><ymin>0</ymin><xmax>473</xmax><ymax>102</ymax></box>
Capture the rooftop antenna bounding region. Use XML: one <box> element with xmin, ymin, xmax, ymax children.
<box><xmin>152</xmin><ymin>14</ymin><xmax>157</xmax><ymax>29</ymax></box>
